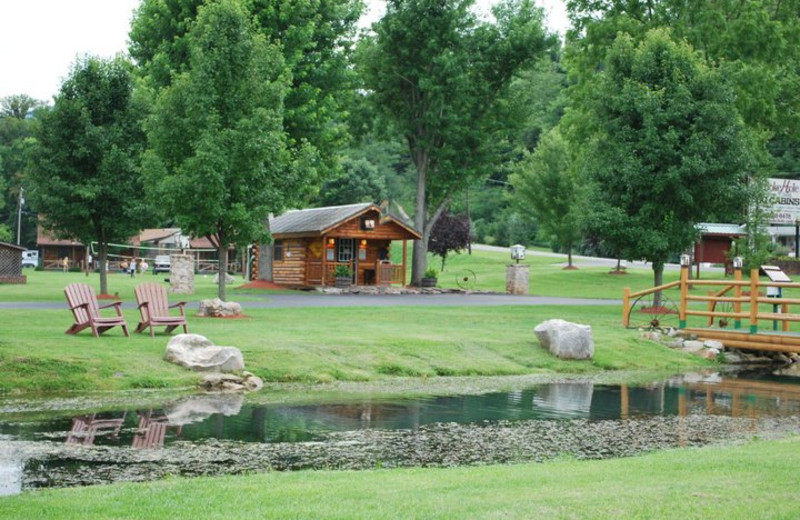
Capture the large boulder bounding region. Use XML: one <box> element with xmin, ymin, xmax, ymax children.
<box><xmin>213</xmin><ymin>272</ymin><xmax>236</xmax><ymax>285</ymax></box>
<box><xmin>164</xmin><ymin>333</ymin><xmax>245</xmax><ymax>372</ymax></box>
<box><xmin>198</xmin><ymin>298</ymin><xmax>243</xmax><ymax>317</ymax></box>
<box><xmin>534</xmin><ymin>319</ymin><xmax>595</xmax><ymax>360</ymax></box>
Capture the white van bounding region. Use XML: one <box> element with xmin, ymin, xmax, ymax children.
<box><xmin>22</xmin><ymin>250</ymin><xmax>38</xmax><ymax>268</ymax></box>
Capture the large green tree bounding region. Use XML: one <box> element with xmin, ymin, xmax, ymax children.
<box><xmin>573</xmin><ymin>29</ymin><xmax>758</xmax><ymax>295</ymax></box>
<box><xmin>358</xmin><ymin>0</ymin><xmax>555</xmax><ymax>284</ymax></box>
<box><xmin>510</xmin><ymin>128</ymin><xmax>581</xmax><ymax>267</ymax></box>
<box><xmin>144</xmin><ymin>0</ymin><xmax>305</xmax><ymax>300</ymax></box>
<box><xmin>28</xmin><ymin>57</ymin><xmax>149</xmax><ymax>294</ymax></box>
<box><xmin>566</xmin><ymin>0</ymin><xmax>800</xmax><ymax>173</ymax></box>
<box><xmin>0</xmin><ymin>95</ymin><xmax>44</xmax><ymax>246</ymax></box>
<box><xmin>130</xmin><ymin>0</ymin><xmax>362</xmax><ymax>188</ymax></box>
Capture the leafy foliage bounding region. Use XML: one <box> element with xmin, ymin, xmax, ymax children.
<box><xmin>429</xmin><ymin>212</ymin><xmax>471</xmax><ymax>271</ymax></box>
<box><xmin>144</xmin><ymin>0</ymin><xmax>304</xmax><ymax>300</ymax></box>
<box><xmin>313</xmin><ymin>156</ymin><xmax>387</xmax><ymax>207</ymax></box>
<box><xmin>573</xmin><ymin>29</ymin><xmax>757</xmax><ymax>287</ymax></box>
<box><xmin>357</xmin><ymin>0</ymin><xmax>556</xmax><ymax>283</ymax></box>
<box><xmin>130</xmin><ymin>0</ymin><xmax>363</xmax><ymax>186</ymax></box>
<box><xmin>27</xmin><ymin>57</ymin><xmax>149</xmax><ymax>293</ymax></box>
<box><xmin>510</xmin><ymin>129</ymin><xmax>581</xmax><ymax>266</ymax></box>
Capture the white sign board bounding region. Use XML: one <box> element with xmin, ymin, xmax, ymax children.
<box><xmin>769</xmin><ymin>178</ymin><xmax>800</xmax><ymax>224</ymax></box>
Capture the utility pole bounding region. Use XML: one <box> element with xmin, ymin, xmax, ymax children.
<box><xmin>16</xmin><ymin>187</ymin><xmax>24</xmax><ymax>246</ymax></box>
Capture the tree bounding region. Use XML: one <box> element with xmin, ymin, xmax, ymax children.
<box><xmin>1</xmin><ymin>95</ymin><xmax>43</xmax><ymax>247</ymax></box>
<box><xmin>130</xmin><ymin>0</ymin><xmax>363</xmax><ymax>186</ymax></box>
<box><xmin>313</xmin><ymin>156</ymin><xmax>387</xmax><ymax>207</ymax></box>
<box><xmin>429</xmin><ymin>211</ymin><xmax>471</xmax><ymax>271</ymax></box>
<box><xmin>358</xmin><ymin>0</ymin><xmax>556</xmax><ymax>284</ymax></box>
<box><xmin>1</xmin><ymin>94</ymin><xmax>44</xmax><ymax>119</ymax></box>
<box><xmin>574</xmin><ymin>29</ymin><xmax>758</xmax><ymax>299</ymax></box>
<box><xmin>510</xmin><ymin>128</ymin><xmax>581</xmax><ymax>268</ymax></box>
<box><xmin>27</xmin><ymin>57</ymin><xmax>149</xmax><ymax>294</ymax></box>
<box><xmin>144</xmin><ymin>0</ymin><xmax>305</xmax><ymax>300</ymax></box>
<box><xmin>565</xmin><ymin>0</ymin><xmax>800</xmax><ymax>173</ymax></box>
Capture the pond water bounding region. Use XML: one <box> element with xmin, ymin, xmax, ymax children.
<box><xmin>1</xmin><ymin>369</ymin><xmax>799</xmax><ymax>495</ymax></box>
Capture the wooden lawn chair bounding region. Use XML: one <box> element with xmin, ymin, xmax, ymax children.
<box><xmin>134</xmin><ymin>283</ymin><xmax>188</xmax><ymax>338</ymax></box>
<box><xmin>66</xmin><ymin>412</ymin><xmax>127</xmax><ymax>445</ymax></box>
<box><xmin>132</xmin><ymin>410</ymin><xmax>180</xmax><ymax>449</ymax></box>
<box><xmin>64</xmin><ymin>283</ymin><xmax>129</xmax><ymax>337</ymax></box>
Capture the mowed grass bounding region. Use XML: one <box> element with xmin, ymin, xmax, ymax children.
<box><xmin>0</xmin><ymin>305</ymin><xmax>708</xmax><ymax>394</ymax></box>
<box><xmin>2</xmin><ymin>437</ymin><xmax>798</xmax><ymax>519</ymax></box>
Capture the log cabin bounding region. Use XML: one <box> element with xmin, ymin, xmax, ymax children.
<box><xmin>268</xmin><ymin>202</ymin><xmax>421</xmax><ymax>287</ymax></box>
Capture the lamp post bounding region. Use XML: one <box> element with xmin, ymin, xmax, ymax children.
<box><xmin>16</xmin><ymin>187</ymin><xmax>24</xmax><ymax>246</ymax></box>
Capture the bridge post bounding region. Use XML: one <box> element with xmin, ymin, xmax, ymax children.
<box><xmin>679</xmin><ymin>255</ymin><xmax>690</xmax><ymax>328</ymax></box>
<box><xmin>750</xmin><ymin>268</ymin><xmax>759</xmax><ymax>334</ymax></box>
<box><xmin>733</xmin><ymin>257</ymin><xmax>742</xmax><ymax>329</ymax></box>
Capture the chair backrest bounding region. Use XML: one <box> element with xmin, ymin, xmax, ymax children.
<box><xmin>135</xmin><ymin>283</ymin><xmax>170</xmax><ymax>319</ymax></box>
<box><xmin>64</xmin><ymin>283</ymin><xmax>101</xmax><ymax>323</ymax></box>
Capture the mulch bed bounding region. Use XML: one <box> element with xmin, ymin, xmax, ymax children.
<box><xmin>236</xmin><ymin>280</ymin><xmax>286</xmax><ymax>290</ymax></box>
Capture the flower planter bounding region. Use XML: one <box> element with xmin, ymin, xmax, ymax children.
<box><xmin>335</xmin><ymin>276</ymin><xmax>352</xmax><ymax>289</ymax></box>
<box><xmin>421</xmin><ymin>277</ymin><xmax>437</xmax><ymax>288</ymax></box>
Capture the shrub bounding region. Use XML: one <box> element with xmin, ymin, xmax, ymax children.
<box><xmin>424</xmin><ymin>267</ymin><xmax>438</xmax><ymax>279</ymax></box>
<box><xmin>333</xmin><ymin>264</ymin><xmax>352</xmax><ymax>277</ymax></box>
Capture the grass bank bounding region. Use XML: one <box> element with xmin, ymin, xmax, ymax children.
<box><xmin>0</xmin><ymin>305</ymin><xmax>709</xmax><ymax>394</ymax></box>
<box><xmin>2</xmin><ymin>437</ymin><xmax>797</xmax><ymax>519</ymax></box>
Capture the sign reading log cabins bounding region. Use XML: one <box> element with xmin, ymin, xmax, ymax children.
<box><xmin>769</xmin><ymin>177</ymin><xmax>800</xmax><ymax>224</ymax></box>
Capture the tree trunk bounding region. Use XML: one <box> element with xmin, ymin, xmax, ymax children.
<box><xmin>99</xmin><ymin>242</ymin><xmax>108</xmax><ymax>295</ymax></box>
<box><xmin>410</xmin><ymin>151</ymin><xmax>428</xmax><ymax>286</ymax></box>
<box><xmin>217</xmin><ymin>229</ymin><xmax>228</xmax><ymax>301</ymax></box>
<box><xmin>652</xmin><ymin>259</ymin><xmax>665</xmax><ymax>308</ymax></box>
<box><xmin>567</xmin><ymin>244</ymin><xmax>573</xmax><ymax>268</ymax></box>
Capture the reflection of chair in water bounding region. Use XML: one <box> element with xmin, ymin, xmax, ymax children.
<box><xmin>132</xmin><ymin>410</ymin><xmax>182</xmax><ymax>449</ymax></box>
<box><xmin>66</xmin><ymin>412</ymin><xmax>127</xmax><ymax>445</ymax></box>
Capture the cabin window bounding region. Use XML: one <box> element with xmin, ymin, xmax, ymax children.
<box><xmin>273</xmin><ymin>240</ymin><xmax>284</xmax><ymax>262</ymax></box>
<box><xmin>337</xmin><ymin>238</ymin><xmax>354</xmax><ymax>262</ymax></box>
<box><xmin>360</xmin><ymin>216</ymin><xmax>376</xmax><ymax>231</ymax></box>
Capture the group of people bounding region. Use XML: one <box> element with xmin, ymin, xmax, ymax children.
<box><xmin>119</xmin><ymin>258</ymin><xmax>149</xmax><ymax>277</ymax></box>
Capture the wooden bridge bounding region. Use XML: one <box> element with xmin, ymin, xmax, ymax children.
<box><xmin>622</xmin><ymin>260</ymin><xmax>800</xmax><ymax>354</ymax></box>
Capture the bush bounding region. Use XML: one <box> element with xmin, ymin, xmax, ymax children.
<box><xmin>424</xmin><ymin>267</ymin><xmax>438</xmax><ymax>279</ymax></box>
<box><xmin>333</xmin><ymin>264</ymin><xmax>352</xmax><ymax>277</ymax></box>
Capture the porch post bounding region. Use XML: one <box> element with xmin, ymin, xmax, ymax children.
<box><xmin>321</xmin><ymin>235</ymin><xmax>327</xmax><ymax>287</ymax></box>
<box><xmin>402</xmin><ymin>240</ymin><xmax>408</xmax><ymax>286</ymax></box>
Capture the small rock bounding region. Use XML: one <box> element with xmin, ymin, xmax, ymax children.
<box><xmin>703</xmin><ymin>340</ymin><xmax>724</xmax><ymax>350</ymax></box>
<box><xmin>682</xmin><ymin>340</ymin><xmax>705</xmax><ymax>353</ymax></box>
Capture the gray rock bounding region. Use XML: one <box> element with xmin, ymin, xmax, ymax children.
<box><xmin>198</xmin><ymin>298</ymin><xmax>243</xmax><ymax>317</ymax></box>
<box><xmin>164</xmin><ymin>333</ymin><xmax>244</xmax><ymax>372</ymax></box>
<box><xmin>534</xmin><ymin>319</ymin><xmax>594</xmax><ymax>360</ymax></box>
<box><xmin>723</xmin><ymin>351</ymin><xmax>745</xmax><ymax>364</ymax></box>
<box><xmin>682</xmin><ymin>340</ymin><xmax>705</xmax><ymax>353</ymax></box>
<box><xmin>703</xmin><ymin>340</ymin><xmax>725</xmax><ymax>350</ymax></box>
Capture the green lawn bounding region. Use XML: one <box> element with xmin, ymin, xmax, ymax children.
<box><xmin>0</xmin><ymin>304</ymin><xmax>709</xmax><ymax>394</ymax></box>
<box><xmin>2</xmin><ymin>437</ymin><xmax>797</xmax><ymax>519</ymax></box>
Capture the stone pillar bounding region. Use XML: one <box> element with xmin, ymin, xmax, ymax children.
<box><xmin>506</xmin><ymin>264</ymin><xmax>529</xmax><ymax>295</ymax></box>
<box><xmin>170</xmin><ymin>254</ymin><xmax>195</xmax><ymax>295</ymax></box>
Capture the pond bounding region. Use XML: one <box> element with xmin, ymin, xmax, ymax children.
<box><xmin>1</xmin><ymin>369</ymin><xmax>799</xmax><ymax>495</ymax></box>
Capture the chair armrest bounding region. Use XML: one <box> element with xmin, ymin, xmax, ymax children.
<box><xmin>69</xmin><ymin>301</ymin><xmax>91</xmax><ymax>312</ymax></box>
<box><xmin>137</xmin><ymin>301</ymin><xmax>150</xmax><ymax>310</ymax></box>
<box><xmin>169</xmin><ymin>301</ymin><xmax>188</xmax><ymax>315</ymax></box>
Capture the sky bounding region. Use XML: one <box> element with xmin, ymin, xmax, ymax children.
<box><xmin>0</xmin><ymin>0</ymin><xmax>569</xmax><ymax>102</ymax></box>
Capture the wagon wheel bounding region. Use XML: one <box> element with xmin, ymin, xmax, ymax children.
<box><xmin>710</xmin><ymin>300</ymin><xmax>734</xmax><ymax>328</ymax></box>
<box><xmin>626</xmin><ymin>293</ymin><xmax>680</xmax><ymax>329</ymax></box>
<box><xmin>456</xmin><ymin>269</ymin><xmax>477</xmax><ymax>290</ymax></box>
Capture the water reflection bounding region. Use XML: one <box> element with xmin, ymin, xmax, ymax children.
<box><xmin>0</xmin><ymin>371</ymin><xmax>799</xmax><ymax>494</ymax></box>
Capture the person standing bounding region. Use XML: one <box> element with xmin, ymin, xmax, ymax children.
<box><xmin>140</xmin><ymin>258</ymin><xmax>149</xmax><ymax>274</ymax></box>
<box><xmin>130</xmin><ymin>258</ymin><xmax>137</xmax><ymax>277</ymax></box>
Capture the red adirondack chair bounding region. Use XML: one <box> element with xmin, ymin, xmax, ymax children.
<box><xmin>134</xmin><ymin>282</ymin><xmax>188</xmax><ymax>337</ymax></box>
<box><xmin>64</xmin><ymin>283</ymin><xmax>129</xmax><ymax>337</ymax></box>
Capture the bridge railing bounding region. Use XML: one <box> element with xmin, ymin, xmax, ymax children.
<box><xmin>623</xmin><ymin>264</ymin><xmax>800</xmax><ymax>334</ymax></box>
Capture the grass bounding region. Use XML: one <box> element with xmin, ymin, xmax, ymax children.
<box><xmin>0</xmin><ymin>305</ymin><xmax>709</xmax><ymax>394</ymax></box>
<box><xmin>2</xmin><ymin>437</ymin><xmax>798</xmax><ymax>519</ymax></box>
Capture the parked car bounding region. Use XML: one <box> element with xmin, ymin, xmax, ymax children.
<box><xmin>21</xmin><ymin>250</ymin><xmax>38</xmax><ymax>268</ymax></box>
<box><xmin>153</xmin><ymin>255</ymin><xmax>171</xmax><ymax>274</ymax></box>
